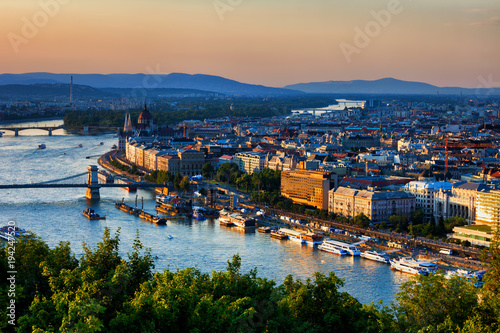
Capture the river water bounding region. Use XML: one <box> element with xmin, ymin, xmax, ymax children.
<box><xmin>0</xmin><ymin>120</ymin><xmax>410</xmax><ymax>305</ymax></box>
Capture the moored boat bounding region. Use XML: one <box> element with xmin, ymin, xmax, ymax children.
<box><xmin>360</xmin><ymin>250</ymin><xmax>390</xmax><ymax>264</ymax></box>
<box><xmin>318</xmin><ymin>241</ymin><xmax>348</xmax><ymax>255</ymax></box>
<box><xmin>390</xmin><ymin>257</ymin><xmax>437</xmax><ymax>276</ymax></box>
<box><xmin>156</xmin><ymin>194</ymin><xmax>173</xmax><ymax>205</ymax></box>
<box><xmin>320</xmin><ymin>239</ymin><xmax>361</xmax><ymax>256</ymax></box>
<box><xmin>115</xmin><ymin>201</ymin><xmax>141</xmax><ymax>215</ymax></box>
<box><xmin>219</xmin><ymin>210</ymin><xmax>255</xmax><ymax>228</ymax></box>
<box><xmin>278</xmin><ymin>228</ymin><xmax>305</xmax><ymax>244</ymax></box>
<box><xmin>0</xmin><ymin>225</ymin><xmax>30</xmax><ymax>241</ymax></box>
<box><xmin>445</xmin><ymin>269</ymin><xmax>484</xmax><ymax>287</ymax></box>
<box><xmin>301</xmin><ymin>233</ymin><xmax>323</xmax><ymax>246</ymax></box>
<box><xmin>83</xmin><ymin>208</ymin><xmax>106</xmax><ymax>220</ymax></box>
<box><xmin>258</xmin><ymin>226</ymin><xmax>271</xmax><ymax>233</ymax></box>
<box><xmin>139</xmin><ymin>210</ymin><xmax>167</xmax><ymax>225</ymax></box>
<box><xmin>270</xmin><ymin>230</ymin><xmax>288</xmax><ymax>240</ymax></box>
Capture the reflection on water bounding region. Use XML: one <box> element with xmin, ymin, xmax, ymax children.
<box><xmin>0</xmin><ymin>120</ymin><xmax>410</xmax><ymax>305</ymax></box>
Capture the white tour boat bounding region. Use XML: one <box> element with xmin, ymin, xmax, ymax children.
<box><xmin>390</xmin><ymin>257</ymin><xmax>437</xmax><ymax>276</ymax></box>
<box><xmin>321</xmin><ymin>239</ymin><xmax>361</xmax><ymax>256</ymax></box>
<box><xmin>318</xmin><ymin>241</ymin><xmax>348</xmax><ymax>255</ymax></box>
<box><xmin>360</xmin><ymin>250</ymin><xmax>390</xmax><ymax>264</ymax></box>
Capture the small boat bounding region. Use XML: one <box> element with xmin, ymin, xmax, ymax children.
<box><xmin>78</xmin><ymin>144</ymin><xmax>83</xmax><ymax>148</ymax></box>
<box><xmin>99</xmin><ymin>142</ymin><xmax>104</xmax><ymax>145</ymax></box>
<box><xmin>83</xmin><ymin>208</ymin><xmax>106</xmax><ymax>220</ymax></box>
<box><xmin>167</xmin><ymin>235</ymin><xmax>173</xmax><ymax>239</ymax></box>
<box><xmin>360</xmin><ymin>250</ymin><xmax>390</xmax><ymax>264</ymax></box>
<box><xmin>38</xmin><ymin>144</ymin><xmax>46</xmax><ymax>149</ymax></box>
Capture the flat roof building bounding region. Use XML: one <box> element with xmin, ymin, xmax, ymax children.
<box><xmin>281</xmin><ymin>169</ymin><xmax>332</xmax><ymax>210</ymax></box>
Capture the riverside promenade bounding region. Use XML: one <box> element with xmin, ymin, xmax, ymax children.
<box><xmin>262</xmin><ymin>207</ymin><xmax>489</xmax><ymax>270</ymax></box>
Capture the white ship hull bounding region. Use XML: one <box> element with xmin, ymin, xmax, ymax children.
<box><xmin>360</xmin><ymin>251</ymin><xmax>390</xmax><ymax>264</ymax></box>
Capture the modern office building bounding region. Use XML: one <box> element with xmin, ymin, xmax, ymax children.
<box><xmin>281</xmin><ymin>170</ymin><xmax>332</xmax><ymax>210</ymax></box>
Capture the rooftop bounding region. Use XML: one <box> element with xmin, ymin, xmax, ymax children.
<box><xmin>460</xmin><ymin>225</ymin><xmax>492</xmax><ymax>233</ymax></box>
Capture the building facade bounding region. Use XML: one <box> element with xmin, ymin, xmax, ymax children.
<box><xmin>178</xmin><ymin>149</ymin><xmax>205</xmax><ymax>176</ymax></box>
<box><xmin>329</xmin><ymin>187</ymin><xmax>415</xmax><ymax>222</ymax></box>
<box><xmin>404</xmin><ymin>181</ymin><xmax>453</xmax><ymax>219</ymax></box>
<box><xmin>433</xmin><ymin>182</ymin><xmax>489</xmax><ymax>224</ymax></box>
<box><xmin>234</xmin><ymin>152</ymin><xmax>265</xmax><ymax>174</ymax></box>
<box><xmin>475</xmin><ymin>189</ymin><xmax>500</xmax><ymax>230</ymax></box>
<box><xmin>281</xmin><ymin>170</ymin><xmax>332</xmax><ymax>210</ymax></box>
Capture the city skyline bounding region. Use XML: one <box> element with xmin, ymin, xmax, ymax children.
<box><xmin>1</xmin><ymin>0</ymin><xmax>499</xmax><ymax>89</ymax></box>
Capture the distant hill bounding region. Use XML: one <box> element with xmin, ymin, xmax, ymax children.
<box><xmin>285</xmin><ymin>78</ymin><xmax>500</xmax><ymax>96</ymax></box>
<box><xmin>0</xmin><ymin>73</ymin><xmax>302</xmax><ymax>96</ymax></box>
<box><xmin>0</xmin><ymin>84</ymin><xmax>114</xmax><ymax>99</ymax></box>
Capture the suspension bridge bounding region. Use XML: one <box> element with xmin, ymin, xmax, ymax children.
<box><xmin>0</xmin><ymin>165</ymin><xmax>167</xmax><ymax>200</ymax></box>
<box><xmin>0</xmin><ymin>125</ymin><xmax>119</xmax><ymax>136</ymax></box>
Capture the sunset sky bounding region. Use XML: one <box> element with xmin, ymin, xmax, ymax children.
<box><xmin>1</xmin><ymin>0</ymin><xmax>499</xmax><ymax>88</ymax></box>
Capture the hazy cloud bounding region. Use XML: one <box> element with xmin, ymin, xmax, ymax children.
<box><xmin>470</xmin><ymin>16</ymin><xmax>500</xmax><ymax>26</ymax></box>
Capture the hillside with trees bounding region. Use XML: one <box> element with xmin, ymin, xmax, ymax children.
<box><xmin>1</xmin><ymin>229</ymin><xmax>500</xmax><ymax>332</ymax></box>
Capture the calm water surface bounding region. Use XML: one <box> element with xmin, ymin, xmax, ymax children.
<box><xmin>0</xmin><ymin>120</ymin><xmax>410</xmax><ymax>305</ymax></box>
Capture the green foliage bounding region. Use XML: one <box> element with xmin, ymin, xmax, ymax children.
<box><xmin>396</xmin><ymin>273</ymin><xmax>480</xmax><ymax>333</ymax></box>
<box><xmin>7</xmin><ymin>228</ymin><xmax>500</xmax><ymax>332</ymax></box>
<box><xmin>201</xmin><ymin>163</ymin><xmax>214</xmax><ymax>179</ymax></box>
<box><xmin>63</xmin><ymin>95</ymin><xmax>338</xmax><ymax>127</ymax></box>
<box><xmin>110</xmin><ymin>160</ymin><xmax>141</xmax><ymax>176</ymax></box>
<box><xmin>180</xmin><ymin>175</ymin><xmax>191</xmax><ymax>192</ymax></box>
<box><xmin>13</xmin><ymin>228</ymin><xmax>155</xmax><ymax>333</ymax></box>
<box><xmin>145</xmin><ymin>170</ymin><xmax>172</xmax><ymax>184</ymax></box>
<box><xmin>215</xmin><ymin>162</ymin><xmax>242</xmax><ymax>185</ymax></box>
<box><xmin>353</xmin><ymin>213</ymin><xmax>370</xmax><ymax>228</ymax></box>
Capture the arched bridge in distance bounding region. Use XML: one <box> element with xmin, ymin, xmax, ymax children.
<box><xmin>0</xmin><ymin>165</ymin><xmax>167</xmax><ymax>200</ymax></box>
<box><xmin>0</xmin><ymin>125</ymin><xmax>120</xmax><ymax>136</ymax></box>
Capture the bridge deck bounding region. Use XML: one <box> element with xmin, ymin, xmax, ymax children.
<box><xmin>0</xmin><ymin>183</ymin><xmax>167</xmax><ymax>189</ymax></box>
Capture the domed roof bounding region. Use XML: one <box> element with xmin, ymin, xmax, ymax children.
<box><xmin>138</xmin><ymin>103</ymin><xmax>153</xmax><ymax>121</ymax></box>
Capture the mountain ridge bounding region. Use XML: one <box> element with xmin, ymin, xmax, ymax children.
<box><xmin>0</xmin><ymin>72</ymin><xmax>301</xmax><ymax>96</ymax></box>
<box><xmin>0</xmin><ymin>73</ymin><xmax>498</xmax><ymax>96</ymax></box>
<box><xmin>284</xmin><ymin>77</ymin><xmax>500</xmax><ymax>95</ymax></box>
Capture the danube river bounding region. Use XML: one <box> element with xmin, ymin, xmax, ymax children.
<box><xmin>0</xmin><ymin>120</ymin><xmax>410</xmax><ymax>305</ymax></box>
